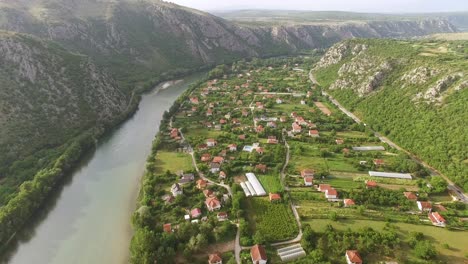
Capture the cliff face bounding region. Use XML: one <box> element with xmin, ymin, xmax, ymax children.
<box><xmin>0</xmin><ymin>31</ymin><xmax>128</xmax><ymax>185</ymax></box>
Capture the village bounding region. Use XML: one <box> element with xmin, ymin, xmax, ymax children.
<box><xmin>142</xmin><ymin>58</ymin><xmax>468</xmax><ymax>264</ymax></box>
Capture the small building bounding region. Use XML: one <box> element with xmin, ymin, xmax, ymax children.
<box><xmin>256</xmin><ymin>164</ymin><xmax>267</xmax><ymax>173</ymax></box>
<box><xmin>366</xmin><ymin>180</ymin><xmax>378</xmax><ymax>189</ymax></box>
<box><xmin>196</xmin><ymin>179</ymin><xmax>208</xmax><ymax>189</ymax></box>
<box><xmin>242</xmin><ymin>110</ymin><xmax>249</xmax><ymax>117</ymax></box>
<box><xmin>206</xmin><ymin>109</ymin><xmax>213</xmax><ymax>116</ymax></box>
<box><xmin>304</xmin><ymin>176</ymin><xmax>314</xmax><ymax>186</ymax></box>
<box><xmin>256</xmin><ymin>147</ymin><xmax>264</xmax><ymax>155</ymax></box>
<box><xmin>201</xmin><ymin>153</ymin><xmax>211</xmax><ymax>162</ymax></box>
<box><xmin>269</xmin><ymin>193</ymin><xmax>281</xmax><ymax>202</ymax></box>
<box><xmin>267</xmin><ymin>136</ymin><xmax>278</xmax><ymax>144</ymax></box>
<box><xmin>318</xmin><ymin>184</ymin><xmax>331</xmax><ymax>192</ymax></box>
<box><xmin>417</xmin><ymin>201</ymin><xmax>432</xmax><ymax>212</ymax></box>
<box><xmin>428</xmin><ymin>212</ymin><xmax>446</xmax><ymax>227</ymax></box>
<box><xmin>203</xmin><ymin>189</ymin><xmax>214</xmax><ymax>198</ymax></box>
<box><xmin>208</xmin><ymin>252</ymin><xmax>223</xmax><ymax>264</ymax></box>
<box><xmin>280</xmin><ymin>116</ymin><xmax>287</xmax><ymax>122</ymax></box>
<box><xmin>335</xmin><ymin>139</ymin><xmax>344</xmax><ymax>145</ymax></box>
<box><xmin>344</xmin><ymin>199</ymin><xmax>355</xmax><ymax>207</ymax></box>
<box><xmin>210</xmin><ymin>162</ymin><xmax>221</xmax><ymax>173</ymax></box>
<box><xmin>163</xmin><ymin>223</ymin><xmax>172</xmax><ymax>234</ymax></box>
<box><xmin>179</xmin><ymin>173</ymin><xmax>194</xmax><ymax>185</ymax></box>
<box><xmin>219</xmin><ymin>119</ymin><xmax>227</xmax><ymax>125</ymax></box>
<box><xmin>345</xmin><ymin>250</ymin><xmax>363</xmax><ymax>264</ymax></box>
<box><xmin>404</xmin><ymin>192</ymin><xmax>417</xmax><ymax>200</ymax></box>
<box><xmin>228</xmin><ymin>144</ymin><xmax>237</xmax><ymax>151</ymax></box>
<box><xmin>292</xmin><ymin>123</ymin><xmax>302</xmax><ymax>133</ymax></box>
<box><xmin>239</xmin><ymin>134</ymin><xmax>246</xmax><ymax>140</ymax></box>
<box><xmin>198</xmin><ymin>144</ymin><xmax>208</xmax><ymax>151</ymax></box>
<box><xmin>206</xmin><ymin>197</ymin><xmax>221</xmax><ymax>211</ymax></box>
<box><xmin>191</xmin><ymin>208</ymin><xmax>202</xmax><ymax>218</ymax></box>
<box><xmin>217</xmin><ymin>212</ymin><xmax>228</xmax><ymax>221</ymax></box>
<box><xmin>373</xmin><ymin>159</ymin><xmax>385</xmax><ymax>166</ymax></box>
<box><xmin>171</xmin><ymin>183</ymin><xmax>183</xmax><ymax>196</ymax></box>
<box><xmin>184</xmin><ymin>214</ymin><xmax>191</xmax><ymax>221</ymax></box>
<box><xmin>267</xmin><ymin>121</ymin><xmax>277</xmax><ymax>128</ymax></box>
<box><xmin>219</xmin><ymin>171</ymin><xmax>227</xmax><ymax>179</ymax></box>
<box><xmin>256</xmin><ymin>125</ymin><xmax>265</xmax><ymax>133</ymax></box>
<box><xmin>300</xmin><ymin>169</ymin><xmax>315</xmax><ymax>178</ymax></box>
<box><xmin>325</xmin><ymin>188</ymin><xmax>338</xmax><ymax>199</ymax></box>
<box><xmin>251</xmin><ymin>244</ymin><xmax>268</xmax><ymax>264</ymax></box>
<box><xmin>190</xmin><ymin>97</ymin><xmax>199</xmax><ymax>104</ymax></box>
<box><xmin>308</xmin><ymin>130</ymin><xmax>319</xmax><ymax>137</ymax></box>
<box><xmin>207</xmin><ymin>139</ymin><xmax>217</xmax><ymax>147</ymax></box>
<box><xmin>212</xmin><ymin>156</ymin><xmax>224</xmax><ymax>164</ymax></box>
<box><xmin>276</xmin><ymin>98</ymin><xmax>283</xmax><ymax>104</ymax></box>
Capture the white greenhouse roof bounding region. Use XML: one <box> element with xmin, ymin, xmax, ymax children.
<box><xmin>369</xmin><ymin>171</ymin><xmax>412</xmax><ymax>179</ymax></box>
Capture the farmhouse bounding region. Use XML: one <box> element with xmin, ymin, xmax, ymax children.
<box><xmin>369</xmin><ymin>171</ymin><xmax>412</xmax><ymax>179</ymax></box>
<box><xmin>251</xmin><ymin>244</ymin><xmax>268</xmax><ymax>264</ymax></box>
<box><xmin>373</xmin><ymin>159</ymin><xmax>385</xmax><ymax>166</ymax></box>
<box><xmin>205</xmin><ymin>197</ymin><xmax>221</xmax><ymax>211</ymax></box>
<box><xmin>217</xmin><ymin>212</ymin><xmax>228</xmax><ymax>221</ymax></box>
<box><xmin>179</xmin><ymin>173</ymin><xmax>195</xmax><ymax>185</ymax></box>
<box><xmin>325</xmin><ymin>188</ymin><xmax>338</xmax><ymax>199</ymax></box>
<box><xmin>256</xmin><ymin>164</ymin><xmax>267</xmax><ymax>173</ymax></box>
<box><xmin>212</xmin><ymin>156</ymin><xmax>224</xmax><ymax>163</ymax></box>
<box><xmin>345</xmin><ymin>250</ymin><xmax>363</xmax><ymax>264</ymax></box>
<box><xmin>404</xmin><ymin>192</ymin><xmax>417</xmax><ymax>200</ymax></box>
<box><xmin>269</xmin><ymin>193</ymin><xmax>281</xmax><ymax>202</ymax></box>
<box><xmin>201</xmin><ymin>153</ymin><xmax>211</xmax><ymax>162</ymax></box>
<box><xmin>228</xmin><ymin>144</ymin><xmax>237</xmax><ymax>151</ymax></box>
<box><xmin>163</xmin><ymin>223</ymin><xmax>172</xmax><ymax>234</ymax></box>
<box><xmin>239</xmin><ymin>134</ymin><xmax>246</xmax><ymax>140</ymax></box>
<box><xmin>318</xmin><ymin>184</ymin><xmax>331</xmax><ymax>192</ymax></box>
<box><xmin>292</xmin><ymin>123</ymin><xmax>302</xmax><ymax>133</ymax></box>
<box><xmin>304</xmin><ymin>176</ymin><xmax>313</xmax><ymax>186</ymax></box>
<box><xmin>219</xmin><ymin>171</ymin><xmax>227</xmax><ymax>179</ymax></box>
<box><xmin>203</xmin><ymin>189</ymin><xmax>214</xmax><ymax>198</ymax></box>
<box><xmin>335</xmin><ymin>139</ymin><xmax>344</xmax><ymax>145</ymax></box>
<box><xmin>428</xmin><ymin>212</ymin><xmax>446</xmax><ymax>227</ymax></box>
<box><xmin>190</xmin><ymin>97</ymin><xmax>199</xmax><ymax>104</ymax></box>
<box><xmin>308</xmin><ymin>130</ymin><xmax>319</xmax><ymax>137</ymax></box>
<box><xmin>256</xmin><ymin>125</ymin><xmax>265</xmax><ymax>133</ymax></box>
<box><xmin>344</xmin><ymin>199</ymin><xmax>355</xmax><ymax>207</ymax></box>
<box><xmin>210</xmin><ymin>162</ymin><xmax>221</xmax><ymax>173</ymax></box>
<box><xmin>256</xmin><ymin>147</ymin><xmax>264</xmax><ymax>155</ymax></box>
<box><xmin>199</xmin><ymin>144</ymin><xmax>208</xmax><ymax>151</ymax></box>
<box><xmin>267</xmin><ymin>136</ymin><xmax>278</xmax><ymax>144</ymax></box>
<box><xmin>196</xmin><ymin>179</ymin><xmax>207</xmax><ymax>189</ymax></box>
<box><xmin>208</xmin><ymin>253</ymin><xmax>223</xmax><ymax>264</ymax></box>
<box><xmin>300</xmin><ymin>169</ymin><xmax>315</xmax><ymax>178</ymax></box>
<box><xmin>171</xmin><ymin>183</ymin><xmax>183</xmax><ymax>196</ymax></box>
<box><xmin>417</xmin><ymin>201</ymin><xmax>432</xmax><ymax>212</ymax></box>
<box><xmin>207</xmin><ymin>139</ymin><xmax>217</xmax><ymax>147</ymax></box>
<box><xmin>191</xmin><ymin>208</ymin><xmax>202</xmax><ymax>218</ymax></box>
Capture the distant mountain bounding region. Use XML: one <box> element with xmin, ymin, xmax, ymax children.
<box><xmin>314</xmin><ymin>39</ymin><xmax>468</xmax><ymax>190</ymax></box>
<box><xmin>0</xmin><ymin>0</ymin><xmax>460</xmax><ymax>203</ymax></box>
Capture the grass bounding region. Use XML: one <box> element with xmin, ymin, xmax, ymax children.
<box><xmin>185</xmin><ymin>127</ymin><xmax>223</xmax><ymax>139</ymax></box>
<box><xmin>154</xmin><ymin>151</ymin><xmax>193</xmax><ymax>173</ymax></box>
<box><xmin>303</xmin><ymin>219</ymin><xmax>468</xmax><ymax>263</ymax></box>
<box><xmin>257</xmin><ymin>174</ymin><xmax>283</xmax><ymax>193</ymax></box>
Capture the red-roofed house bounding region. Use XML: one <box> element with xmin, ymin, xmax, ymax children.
<box><xmin>256</xmin><ymin>125</ymin><xmax>265</xmax><ymax>133</ymax></box>
<box><xmin>301</xmin><ymin>169</ymin><xmax>315</xmax><ymax>178</ymax></box>
<box><xmin>318</xmin><ymin>184</ymin><xmax>331</xmax><ymax>192</ymax></box>
<box><xmin>228</xmin><ymin>144</ymin><xmax>237</xmax><ymax>152</ymax></box>
<box><xmin>417</xmin><ymin>201</ymin><xmax>432</xmax><ymax>212</ymax></box>
<box><xmin>404</xmin><ymin>192</ymin><xmax>417</xmax><ymax>200</ymax></box>
<box><xmin>163</xmin><ymin>223</ymin><xmax>172</xmax><ymax>234</ymax></box>
<box><xmin>203</xmin><ymin>189</ymin><xmax>214</xmax><ymax>198</ymax></box>
<box><xmin>206</xmin><ymin>197</ymin><xmax>221</xmax><ymax>211</ymax></box>
<box><xmin>304</xmin><ymin>176</ymin><xmax>314</xmax><ymax>186</ymax></box>
<box><xmin>344</xmin><ymin>199</ymin><xmax>356</xmax><ymax>207</ymax></box>
<box><xmin>212</xmin><ymin>156</ymin><xmax>224</xmax><ymax>163</ymax></box>
<box><xmin>256</xmin><ymin>147</ymin><xmax>264</xmax><ymax>155</ymax></box>
<box><xmin>269</xmin><ymin>193</ymin><xmax>281</xmax><ymax>202</ymax></box>
<box><xmin>373</xmin><ymin>159</ymin><xmax>385</xmax><ymax>166</ymax></box>
<box><xmin>346</xmin><ymin>250</ymin><xmax>363</xmax><ymax>264</ymax></box>
<box><xmin>201</xmin><ymin>153</ymin><xmax>211</xmax><ymax>162</ymax></box>
<box><xmin>219</xmin><ymin>171</ymin><xmax>227</xmax><ymax>179</ymax></box>
<box><xmin>217</xmin><ymin>212</ymin><xmax>228</xmax><ymax>221</ymax></box>
<box><xmin>190</xmin><ymin>97</ymin><xmax>199</xmax><ymax>104</ymax></box>
<box><xmin>256</xmin><ymin>164</ymin><xmax>267</xmax><ymax>173</ymax></box>
<box><xmin>292</xmin><ymin>123</ymin><xmax>302</xmax><ymax>133</ymax></box>
<box><xmin>238</xmin><ymin>134</ymin><xmax>246</xmax><ymax>140</ymax></box>
<box><xmin>251</xmin><ymin>244</ymin><xmax>267</xmax><ymax>264</ymax></box>
<box><xmin>366</xmin><ymin>180</ymin><xmax>378</xmax><ymax>189</ymax></box>
<box><xmin>191</xmin><ymin>208</ymin><xmax>202</xmax><ymax>218</ymax></box>
<box><xmin>308</xmin><ymin>130</ymin><xmax>319</xmax><ymax>137</ymax></box>
<box><xmin>196</xmin><ymin>179</ymin><xmax>207</xmax><ymax>189</ymax></box>
<box><xmin>325</xmin><ymin>188</ymin><xmax>338</xmax><ymax>199</ymax></box>
<box><xmin>428</xmin><ymin>212</ymin><xmax>446</xmax><ymax>227</ymax></box>
<box><xmin>267</xmin><ymin>136</ymin><xmax>278</xmax><ymax>144</ymax></box>
<box><xmin>208</xmin><ymin>252</ymin><xmax>223</xmax><ymax>264</ymax></box>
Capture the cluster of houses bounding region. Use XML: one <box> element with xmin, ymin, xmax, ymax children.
<box><xmin>289</xmin><ymin>112</ymin><xmax>319</xmax><ymax>136</ymax></box>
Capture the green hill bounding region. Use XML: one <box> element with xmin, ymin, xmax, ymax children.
<box><xmin>314</xmin><ymin>38</ymin><xmax>468</xmax><ymax>190</ymax></box>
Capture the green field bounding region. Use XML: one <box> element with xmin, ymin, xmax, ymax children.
<box><xmin>154</xmin><ymin>151</ymin><xmax>193</xmax><ymax>173</ymax></box>
<box><xmin>257</xmin><ymin>174</ymin><xmax>283</xmax><ymax>193</ymax></box>
<box><xmin>303</xmin><ymin>219</ymin><xmax>468</xmax><ymax>263</ymax></box>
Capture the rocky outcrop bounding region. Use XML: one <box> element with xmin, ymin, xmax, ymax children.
<box><xmin>401</xmin><ymin>66</ymin><xmax>441</xmax><ymax>86</ymax></box>
<box><xmin>414</xmin><ymin>73</ymin><xmax>464</xmax><ymax>103</ymax></box>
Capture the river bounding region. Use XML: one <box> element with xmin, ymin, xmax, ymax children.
<box><xmin>1</xmin><ymin>73</ymin><xmax>205</xmax><ymax>264</ymax></box>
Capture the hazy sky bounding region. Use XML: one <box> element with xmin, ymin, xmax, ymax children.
<box><xmin>168</xmin><ymin>0</ymin><xmax>468</xmax><ymax>13</ymax></box>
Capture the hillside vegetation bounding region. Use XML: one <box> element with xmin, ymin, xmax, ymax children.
<box><xmin>314</xmin><ymin>38</ymin><xmax>468</xmax><ymax>190</ymax></box>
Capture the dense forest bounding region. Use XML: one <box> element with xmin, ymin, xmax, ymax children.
<box><xmin>314</xmin><ymin>38</ymin><xmax>468</xmax><ymax>191</ymax></box>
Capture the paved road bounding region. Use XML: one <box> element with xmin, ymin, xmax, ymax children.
<box><xmin>311</xmin><ymin>73</ymin><xmax>468</xmax><ymax>203</ymax></box>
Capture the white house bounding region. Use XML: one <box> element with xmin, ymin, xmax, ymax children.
<box><xmin>251</xmin><ymin>244</ymin><xmax>267</xmax><ymax>264</ymax></box>
<box><xmin>325</xmin><ymin>188</ymin><xmax>338</xmax><ymax>199</ymax></box>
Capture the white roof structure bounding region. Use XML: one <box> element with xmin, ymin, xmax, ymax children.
<box><xmin>245</xmin><ymin>173</ymin><xmax>267</xmax><ymax>196</ymax></box>
<box><xmin>240</xmin><ymin>182</ymin><xmax>252</xmax><ymax>197</ymax></box>
<box><xmin>369</xmin><ymin>171</ymin><xmax>412</xmax><ymax>179</ymax></box>
<box><xmin>245</xmin><ymin>181</ymin><xmax>257</xmax><ymax>196</ymax></box>
<box><xmin>352</xmin><ymin>146</ymin><xmax>385</xmax><ymax>151</ymax></box>
<box><xmin>277</xmin><ymin>244</ymin><xmax>306</xmax><ymax>262</ymax></box>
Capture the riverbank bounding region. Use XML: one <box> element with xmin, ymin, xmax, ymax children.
<box><xmin>1</xmin><ymin>72</ymin><xmax>207</xmax><ymax>264</ymax></box>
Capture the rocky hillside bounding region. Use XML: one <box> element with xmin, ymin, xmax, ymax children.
<box><xmin>314</xmin><ymin>39</ymin><xmax>468</xmax><ymax>190</ymax></box>
<box><xmin>0</xmin><ymin>0</ymin><xmax>458</xmax><ymax>91</ymax></box>
<box><xmin>0</xmin><ymin>31</ymin><xmax>128</xmax><ymax>203</ymax></box>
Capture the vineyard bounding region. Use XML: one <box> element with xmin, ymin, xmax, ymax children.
<box><xmin>246</xmin><ymin>198</ymin><xmax>298</xmax><ymax>242</ymax></box>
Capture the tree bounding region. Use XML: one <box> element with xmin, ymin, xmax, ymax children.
<box><xmin>413</xmin><ymin>240</ymin><xmax>437</xmax><ymax>260</ymax></box>
<box><xmin>430</xmin><ymin>176</ymin><xmax>448</xmax><ymax>193</ymax></box>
